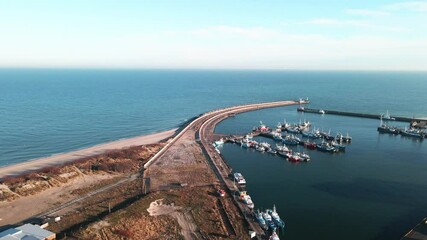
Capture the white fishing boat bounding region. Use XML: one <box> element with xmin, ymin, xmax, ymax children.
<box><xmin>233</xmin><ymin>173</ymin><xmax>246</xmax><ymax>185</ymax></box>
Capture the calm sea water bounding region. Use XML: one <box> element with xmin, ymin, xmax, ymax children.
<box><xmin>215</xmin><ymin>107</ymin><xmax>427</xmax><ymax>240</ymax></box>
<box><xmin>1</xmin><ymin>69</ymin><xmax>426</xmax><ymax>238</ymax></box>
<box><xmin>0</xmin><ymin>69</ymin><xmax>426</xmax><ymax>165</ymax></box>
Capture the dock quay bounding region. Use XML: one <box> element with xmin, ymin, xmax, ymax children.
<box><xmin>298</xmin><ymin>107</ymin><xmax>426</xmax><ymax>123</ymax></box>
<box><xmin>401</xmin><ymin>217</ymin><xmax>427</xmax><ymax>240</ymax></box>
<box><xmin>143</xmin><ymin>99</ymin><xmax>305</xmax><ymax>239</ymax></box>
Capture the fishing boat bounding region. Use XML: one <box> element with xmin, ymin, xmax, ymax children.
<box><xmin>288</xmin><ymin>153</ymin><xmax>301</xmax><ymax>162</ymax></box>
<box><xmin>269</xmin><ymin>232</ymin><xmax>280</xmax><ymax>240</ymax></box>
<box><xmin>297</xmin><ymin>152</ymin><xmax>311</xmax><ymax>161</ymax></box>
<box><xmin>267</xmin><ymin>149</ymin><xmax>277</xmax><ymax>154</ymax></box>
<box><xmin>268</xmin><ymin>205</ymin><xmax>285</xmax><ymax>229</ymax></box>
<box><xmin>241</xmin><ymin>142</ymin><xmax>251</xmax><ymax>148</ymax></box>
<box><xmin>336</xmin><ymin>133</ymin><xmax>352</xmax><ymax>143</ymax></box>
<box><xmin>255</xmin><ymin>210</ymin><xmax>269</xmax><ymax>231</ymax></box>
<box><xmin>275</xmin><ymin>144</ymin><xmax>290</xmax><ymax>153</ymax></box>
<box><xmin>262</xmin><ymin>211</ymin><xmax>277</xmax><ymax>231</ymax></box>
<box><xmin>378</xmin><ymin>125</ymin><xmax>400</xmax><ymax>134</ymax></box>
<box><xmin>213</xmin><ymin>138</ymin><xmax>225</xmax><ymax>147</ymax></box>
<box><xmin>317</xmin><ymin>141</ymin><xmax>338</xmax><ymax>153</ymax></box>
<box><xmin>378</xmin><ymin>116</ymin><xmax>400</xmax><ymax>134</ymax></box>
<box><xmin>298</xmin><ymin>120</ymin><xmax>311</xmax><ymax>130</ymax></box>
<box><xmin>255</xmin><ymin>145</ymin><xmax>266</xmax><ymax>152</ymax></box>
<box><xmin>301</xmin><ymin>129</ymin><xmax>322</xmax><ymax>139</ymax></box>
<box><xmin>278</xmin><ymin>150</ymin><xmax>293</xmax><ymax>159</ymax></box>
<box><xmin>233</xmin><ymin>173</ymin><xmax>246</xmax><ymax>185</ymax></box>
<box><xmin>331</xmin><ymin>140</ymin><xmax>346</xmax><ymax>151</ymax></box>
<box><xmin>303</xmin><ymin>140</ymin><xmax>317</xmax><ymax>150</ymax></box>
<box><xmin>260</xmin><ymin>142</ymin><xmax>271</xmax><ymax>149</ymax></box>
<box><xmin>242</xmin><ymin>195</ymin><xmax>255</xmax><ymax>209</ymax></box>
<box><xmin>281</xmin><ymin>119</ymin><xmax>291</xmax><ymax>129</ymax></box>
<box><xmin>272</xmin><ymin>132</ymin><xmax>283</xmax><ymax>141</ymax></box>
<box><xmin>383</xmin><ymin>110</ymin><xmax>396</xmax><ymax>121</ymax></box>
<box><xmin>256</xmin><ymin>121</ymin><xmax>269</xmax><ymax>132</ymax></box>
<box><xmin>320</xmin><ymin>130</ymin><xmax>334</xmax><ymax>141</ymax></box>
<box><xmin>400</xmin><ymin>128</ymin><xmax>425</xmax><ymax>139</ymax></box>
<box><xmin>283</xmin><ymin>135</ymin><xmax>299</xmax><ymax>145</ymax></box>
<box><xmin>286</xmin><ymin>126</ymin><xmax>300</xmax><ymax>133</ymax></box>
<box><xmin>276</xmin><ymin>122</ymin><xmax>283</xmax><ymax>132</ymax></box>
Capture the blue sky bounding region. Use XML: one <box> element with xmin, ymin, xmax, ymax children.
<box><xmin>1</xmin><ymin>1</ymin><xmax>426</xmax><ymax>70</ymax></box>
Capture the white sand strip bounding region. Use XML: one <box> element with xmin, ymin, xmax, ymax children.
<box><xmin>0</xmin><ymin>129</ymin><xmax>177</xmax><ymax>178</ymax></box>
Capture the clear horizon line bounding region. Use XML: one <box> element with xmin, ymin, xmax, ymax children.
<box><xmin>0</xmin><ymin>66</ymin><xmax>426</xmax><ymax>72</ymax></box>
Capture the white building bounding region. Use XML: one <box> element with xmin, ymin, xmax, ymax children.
<box><xmin>0</xmin><ymin>224</ymin><xmax>55</xmax><ymax>240</ymax></box>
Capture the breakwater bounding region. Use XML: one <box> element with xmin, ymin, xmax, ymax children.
<box><xmin>298</xmin><ymin>108</ymin><xmax>425</xmax><ymax>123</ymax></box>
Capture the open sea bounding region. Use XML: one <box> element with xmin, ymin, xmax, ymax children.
<box><xmin>1</xmin><ymin>69</ymin><xmax>426</xmax><ymax>239</ymax></box>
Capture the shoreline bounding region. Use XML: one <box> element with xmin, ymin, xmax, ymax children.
<box><xmin>0</xmin><ymin>128</ymin><xmax>178</xmax><ymax>178</ymax></box>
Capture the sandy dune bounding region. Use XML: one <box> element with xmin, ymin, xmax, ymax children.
<box><xmin>0</xmin><ymin>129</ymin><xmax>177</xmax><ymax>178</ymax></box>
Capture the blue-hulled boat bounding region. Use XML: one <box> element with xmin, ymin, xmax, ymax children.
<box><xmin>331</xmin><ymin>140</ymin><xmax>346</xmax><ymax>151</ymax></box>
<box><xmin>268</xmin><ymin>205</ymin><xmax>285</xmax><ymax>229</ymax></box>
<box><xmin>283</xmin><ymin>135</ymin><xmax>299</xmax><ymax>145</ymax></box>
<box><xmin>286</xmin><ymin>126</ymin><xmax>300</xmax><ymax>133</ymax></box>
<box><xmin>262</xmin><ymin>210</ymin><xmax>277</xmax><ymax>231</ymax></box>
<box><xmin>255</xmin><ymin>210</ymin><xmax>269</xmax><ymax>231</ymax></box>
<box><xmin>317</xmin><ymin>141</ymin><xmax>338</xmax><ymax>153</ymax></box>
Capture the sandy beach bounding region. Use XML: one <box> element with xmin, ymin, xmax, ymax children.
<box><xmin>0</xmin><ymin>129</ymin><xmax>177</xmax><ymax>178</ymax></box>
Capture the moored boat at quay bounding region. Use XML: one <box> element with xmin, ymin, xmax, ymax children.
<box><xmin>267</xmin><ymin>149</ymin><xmax>277</xmax><ymax>154</ymax></box>
<box><xmin>268</xmin><ymin>205</ymin><xmax>285</xmax><ymax>229</ymax></box>
<box><xmin>319</xmin><ymin>130</ymin><xmax>334</xmax><ymax>140</ymax></box>
<box><xmin>336</xmin><ymin>132</ymin><xmax>352</xmax><ymax>143</ymax></box>
<box><xmin>255</xmin><ymin>145</ymin><xmax>266</xmax><ymax>152</ymax></box>
<box><xmin>377</xmin><ymin>116</ymin><xmax>401</xmax><ymax>134</ymax></box>
<box><xmin>297</xmin><ymin>152</ymin><xmax>311</xmax><ymax>161</ymax></box>
<box><xmin>269</xmin><ymin>231</ymin><xmax>280</xmax><ymax>240</ymax></box>
<box><xmin>331</xmin><ymin>140</ymin><xmax>346</xmax><ymax>151</ymax></box>
<box><xmin>288</xmin><ymin>153</ymin><xmax>301</xmax><ymax>162</ymax></box>
<box><xmin>240</xmin><ymin>191</ymin><xmax>255</xmax><ymax>209</ymax></box>
<box><xmin>317</xmin><ymin>141</ymin><xmax>338</xmax><ymax>153</ymax></box>
<box><xmin>275</xmin><ymin>144</ymin><xmax>290</xmax><ymax>153</ymax></box>
<box><xmin>286</xmin><ymin>126</ymin><xmax>300</xmax><ymax>133</ymax></box>
<box><xmin>262</xmin><ymin>210</ymin><xmax>277</xmax><ymax>231</ymax></box>
<box><xmin>233</xmin><ymin>172</ymin><xmax>246</xmax><ymax>185</ymax></box>
<box><xmin>283</xmin><ymin>135</ymin><xmax>299</xmax><ymax>145</ymax></box>
<box><xmin>272</xmin><ymin>131</ymin><xmax>283</xmax><ymax>141</ymax></box>
<box><xmin>301</xmin><ymin>129</ymin><xmax>322</xmax><ymax>139</ymax></box>
<box><xmin>277</xmin><ymin>150</ymin><xmax>292</xmax><ymax>159</ymax></box>
<box><xmin>400</xmin><ymin>128</ymin><xmax>425</xmax><ymax>139</ymax></box>
<box><xmin>302</xmin><ymin>140</ymin><xmax>317</xmax><ymax>150</ymax></box>
<box><xmin>260</xmin><ymin>142</ymin><xmax>271</xmax><ymax>149</ymax></box>
<box><xmin>378</xmin><ymin>125</ymin><xmax>400</xmax><ymax>134</ymax></box>
<box><xmin>255</xmin><ymin>210</ymin><xmax>269</xmax><ymax>231</ymax></box>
